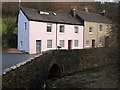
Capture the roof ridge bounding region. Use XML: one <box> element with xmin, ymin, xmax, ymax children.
<box><xmin>77</xmin><ymin>10</ymin><xmax>103</xmax><ymax>16</ymax></box>
<box><xmin>76</xmin><ymin>10</ymin><xmax>112</xmax><ymax>24</ymax></box>
<box><xmin>19</xmin><ymin>7</ymin><xmax>83</xmax><ymax>25</ymax></box>
<box><xmin>21</xmin><ymin>7</ymin><xmax>60</xmax><ymax>13</ymax></box>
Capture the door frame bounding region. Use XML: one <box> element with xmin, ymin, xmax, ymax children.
<box><xmin>36</xmin><ymin>40</ymin><xmax>41</xmax><ymax>53</ymax></box>
<box><xmin>68</xmin><ymin>40</ymin><xmax>72</xmax><ymax>49</ymax></box>
<box><xmin>92</xmin><ymin>39</ymin><xmax>95</xmax><ymax>48</ymax></box>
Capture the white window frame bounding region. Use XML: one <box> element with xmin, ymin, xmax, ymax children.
<box><xmin>74</xmin><ymin>26</ymin><xmax>79</xmax><ymax>34</ymax></box>
<box><xmin>47</xmin><ymin>40</ymin><xmax>52</xmax><ymax>48</ymax></box>
<box><xmin>47</xmin><ymin>23</ymin><xmax>52</xmax><ymax>32</ymax></box>
<box><xmin>86</xmin><ymin>40</ymin><xmax>90</xmax><ymax>47</ymax></box>
<box><xmin>74</xmin><ymin>40</ymin><xmax>79</xmax><ymax>47</ymax></box>
<box><xmin>25</xmin><ymin>22</ymin><xmax>27</xmax><ymax>31</ymax></box>
<box><xmin>20</xmin><ymin>41</ymin><xmax>23</xmax><ymax>46</ymax></box>
<box><xmin>59</xmin><ymin>40</ymin><xmax>64</xmax><ymax>48</ymax></box>
<box><xmin>59</xmin><ymin>25</ymin><xmax>64</xmax><ymax>33</ymax></box>
<box><xmin>99</xmin><ymin>25</ymin><xmax>103</xmax><ymax>32</ymax></box>
<box><xmin>89</xmin><ymin>27</ymin><xmax>93</xmax><ymax>34</ymax></box>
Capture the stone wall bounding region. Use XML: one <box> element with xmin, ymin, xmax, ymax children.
<box><xmin>2</xmin><ymin>47</ymin><xmax>117</xmax><ymax>88</ymax></box>
<box><xmin>48</xmin><ymin>47</ymin><xmax>117</xmax><ymax>76</ymax></box>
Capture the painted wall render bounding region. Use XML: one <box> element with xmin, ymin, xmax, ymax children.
<box><xmin>84</xmin><ymin>21</ymin><xmax>111</xmax><ymax>48</ymax></box>
<box><xmin>29</xmin><ymin>21</ymin><xmax>84</xmax><ymax>54</ymax></box>
<box><xmin>18</xmin><ymin>10</ymin><xmax>29</xmax><ymax>53</ymax></box>
<box><xmin>29</xmin><ymin>21</ymin><xmax>57</xmax><ymax>54</ymax></box>
<box><xmin>18</xmin><ymin>10</ymin><xmax>84</xmax><ymax>54</ymax></box>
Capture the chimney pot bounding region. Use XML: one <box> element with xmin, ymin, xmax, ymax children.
<box><xmin>100</xmin><ymin>10</ymin><xmax>105</xmax><ymax>16</ymax></box>
<box><xmin>71</xmin><ymin>6</ymin><xmax>77</xmax><ymax>17</ymax></box>
<box><xmin>85</xmin><ymin>7</ymin><xmax>89</xmax><ymax>13</ymax></box>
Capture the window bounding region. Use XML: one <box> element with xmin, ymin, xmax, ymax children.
<box><xmin>74</xmin><ymin>40</ymin><xmax>78</xmax><ymax>47</ymax></box>
<box><xmin>74</xmin><ymin>26</ymin><xmax>78</xmax><ymax>33</ymax></box>
<box><xmin>99</xmin><ymin>25</ymin><xmax>103</xmax><ymax>32</ymax></box>
<box><xmin>60</xmin><ymin>25</ymin><xmax>64</xmax><ymax>33</ymax></box>
<box><xmin>59</xmin><ymin>40</ymin><xmax>64</xmax><ymax>47</ymax></box>
<box><xmin>86</xmin><ymin>40</ymin><xmax>90</xmax><ymax>47</ymax></box>
<box><xmin>47</xmin><ymin>40</ymin><xmax>52</xmax><ymax>48</ymax></box>
<box><xmin>25</xmin><ymin>22</ymin><xmax>27</xmax><ymax>30</ymax></box>
<box><xmin>89</xmin><ymin>27</ymin><xmax>93</xmax><ymax>34</ymax></box>
<box><xmin>20</xmin><ymin>41</ymin><xmax>23</xmax><ymax>46</ymax></box>
<box><xmin>47</xmin><ymin>23</ymin><xmax>52</xmax><ymax>32</ymax></box>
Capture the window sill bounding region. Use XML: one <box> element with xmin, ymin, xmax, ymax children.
<box><xmin>46</xmin><ymin>32</ymin><xmax>53</xmax><ymax>34</ymax></box>
<box><xmin>99</xmin><ymin>31</ymin><xmax>103</xmax><ymax>33</ymax></box>
<box><xmin>59</xmin><ymin>33</ymin><xmax>64</xmax><ymax>35</ymax></box>
<box><xmin>86</xmin><ymin>46</ymin><xmax>90</xmax><ymax>48</ymax></box>
<box><xmin>47</xmin><ymin>47</ymin><xmax>52</xmax><ymax>49</ymax></box>
<box><xmin>89</xmin><ymin>33</ymin><xmax>93</xmax><ymax>35</ymax></box>
<box><xmin>74</xmin><ymin>46</ymin><xmax>79</xmax><ymax>48</ymax></box>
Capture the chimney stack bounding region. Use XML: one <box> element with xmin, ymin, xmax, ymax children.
<box><xmin>84</xmin><ymin>7</ymin><xmax>89</xmax><ymax>13</ymax></box>
<box><xmin>100</xmin><ymin>10</ymin><xmax>105</xmax><ymax>16</ymax></box>
<box><xmin>71</xmin><ymin>6</ymin><xmax>77</xmax><ymax>17</ymax></box>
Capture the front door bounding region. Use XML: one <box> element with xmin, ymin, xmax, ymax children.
<box><xmin>68</xmin><ymin>40</ymin><xmax>72</xmax><ymax>49</ymax></box>
<box><xmin>92</xmin><ymin>39</ymin><xmax>95</xmax><ymax>48</ymax></box>
<box><xmin>36</xmin><ymin>40</ymin><xmax>41</xmax><ymax>53</ymax></box>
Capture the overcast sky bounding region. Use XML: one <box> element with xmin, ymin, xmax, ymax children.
<box><xmin>95</xmin><ymin>0</ymin><xmax>119</xmax><ymax>2</ymax></box>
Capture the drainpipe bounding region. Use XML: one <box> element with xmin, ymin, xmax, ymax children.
<box><xmin>83</xmin><ymin>22</ymin><xmax>85</xmax><ymax>49</ymax></box>
<box><xmin>97</xmin><ymin>19</ymin><xmax>98</xmax><ymax>48</ymax></box>
<box><xmin>56</xmin><ymin>23</ymin><xmax>58</xmax><ymax>49</ymax></box>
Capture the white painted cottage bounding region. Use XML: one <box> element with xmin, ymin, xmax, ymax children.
<box><xmin>18</xmin><ymin>7</ymin><xmax>84</xmax><ymax>54</ymax></box>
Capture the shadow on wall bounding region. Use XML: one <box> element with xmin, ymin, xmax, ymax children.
<box><xmin>48</xmin><ymin>63</ymin><xmax>61</xmax><ymax>79</ymax></box>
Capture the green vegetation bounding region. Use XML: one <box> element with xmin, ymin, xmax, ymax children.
<box><xmin>1</xmin><ymin>2</ymin><xmax>118</xmax><ymax>50</ymax></box>
<box><xmin>2</xmin><ymin>17</ymin><xmax>17</xmax><ymax>50</ymax></box>
<box><xmin>2</xmin><ymin>2</ymin><xmax>118</xmax><ymax>22</ymax></box>
<box><xmin>2</xmin><ymin>17</ymin><xmax>17</xmax><ymax>34</ymax></box>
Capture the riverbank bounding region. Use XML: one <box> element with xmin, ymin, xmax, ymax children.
<box><xmin>46</xmin><ymin>63</ymin><xmax>118</xmax><ymax>88</ymax></box>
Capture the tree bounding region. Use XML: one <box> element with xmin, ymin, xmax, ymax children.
<box><xmin>2</xmin><ymin>17</ymin><xmax>18</xmax><ymax>49</ymax></box>
<box><xmin>97</xmin><ymin>24</ymin><xmax>118</xmax><ymax>47</ymax></box>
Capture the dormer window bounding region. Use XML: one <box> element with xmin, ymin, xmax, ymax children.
<box><xmin>39</xmin><ymin>11</ymin><xmax>49</xmax><ymax>15</ymax></box>
<box><xmin>47</xmin><ymin>23</ymin><xmax>52</xmax><ymax>32</ymax></box>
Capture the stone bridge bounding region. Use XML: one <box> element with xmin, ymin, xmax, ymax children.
<box><xmin>2</xmin><ymin>47</ymin><xmax>117</xmax><ymax>88</ymax></box>
<box><xmin>46</xmin><ymin>47</ymin><xmax>116</xmax><ymax>78</ymax></box>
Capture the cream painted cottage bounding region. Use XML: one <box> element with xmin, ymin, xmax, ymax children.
<box><xmin>76</xmin><ymin>8</ymin><xmax>112</xmax><ymax>48</ymax></box>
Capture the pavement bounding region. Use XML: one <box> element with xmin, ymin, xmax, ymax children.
<box><xmin>2</xmin><ymin>48</ymin><xmax>36</xmax><ymax>71</ymax></box>
<box><xmin>7</xmin><ymin>48</ymin><xmax>24</xmax><ymax>54</ymax></box>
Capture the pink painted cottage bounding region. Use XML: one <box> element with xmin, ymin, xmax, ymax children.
<box><xmin>18</xmin><ymin>7</ymin><xmax>84</xmax><ymax>54</ymax></box>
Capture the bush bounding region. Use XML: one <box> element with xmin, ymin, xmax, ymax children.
<box><xmin>2</xmin><ymin>17</ymin><xmax>18</xmax><ymax>49</ymax></box>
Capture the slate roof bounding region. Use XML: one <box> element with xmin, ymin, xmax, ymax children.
<box><xmin>20</xmin><ymin>7</ymin><xmax>83</xmax><ymax>25</ymax></box>
<box><xmin>76</xmin><ymin>11</ymin><xmax>112</xmax><ymax>24</ymax></box>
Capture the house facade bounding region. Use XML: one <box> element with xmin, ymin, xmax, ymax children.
<box><xmin>76</xmin><ymin>9</ymin><xmax>112</xmax><ymax>48</ymax></box>
<box><xmin>83</xmin><ymin>21</ymin><xmax>111</xmax><ymax>48</ymax></box>
<box><xmin>18</xmin><ymin>7</ymin><xmax>112</xmax><ymax>54</ymax></box>
<box><xmin>18</xmin><ymin>8</ymin><xmax>84</xmax><ymax>54</ymax></box>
